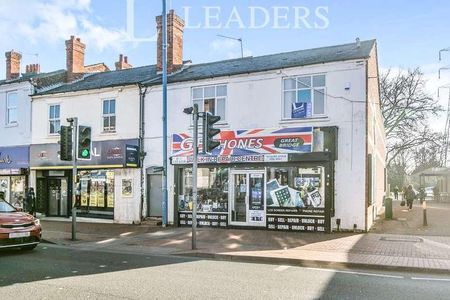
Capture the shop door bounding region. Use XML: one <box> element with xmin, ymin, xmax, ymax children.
<box><xmin>229</xmin><ymin>171</ymin><xmax>265</xmax><ymax>227</ymax></box>
<box><xmin>147</xmin><ymin>174</ymin><xmax>163</xmax><ymax>217</ymax></box>
<box><xmin>48</xmin><ymin>178</ymin><xmax>69</xmax><ymax>217</ymax></box>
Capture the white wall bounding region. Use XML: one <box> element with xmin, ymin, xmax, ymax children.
<box><xmin>144</xmin><ymin>60</ymin><xmax>368</xmax><ymax>230</ymax></box>
<box><xmin>31</xmin><ymin>86</ymin><xmax>142</xmax><ymax>224</ymax></box>
<box><xmin>31</xmin><ymin>86</ymin><xmax>140</xmax><ymax>145</ymax></box>
<box><xmin>0</xmin><ymin>81</ymin><xmax>33</xmax><ymax>147</ymax></box>
<box><xmin>114</xmin><ymin>168</ymin><xmax>141</xmax><ymax>224</ymax></box>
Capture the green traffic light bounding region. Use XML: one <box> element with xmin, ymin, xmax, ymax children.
<box><xmin>81</xmin><ymin>149</ymin><xmax>90</xmax><ymax>158</ymax></box>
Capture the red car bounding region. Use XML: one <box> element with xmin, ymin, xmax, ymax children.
<box><xmin>0</xmin><ymin>199</ymin><xmax>42</xmax><ymax>250</ymax></box>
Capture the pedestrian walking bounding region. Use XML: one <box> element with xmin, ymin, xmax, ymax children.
<box><xmin>433</xmin><ymin>186</ymin><xmax>440</xmax><ymax>202</ymax></box>
<box><xmin>25</xmin><ymin>187</ymin><xmax>36</xmax><ymax>215</ymax></box>
<box><xmin>419</xmin><ymin>187</ymin><xmax>426</xmax><ymax>205</ymax></box>
<box><xmin>394</xmin><ymin>185</ymin><xmax>399</xmax><ymax>201</ymax></box>
<box><xmin>402</xmin><ymin>186</ymin><xmax>408</xmax><ymax>201</ymax></box>
<box><xmin>405</xmin><ymin>184</ymin><xmax>416</xmax><ymax>210</ymax></box>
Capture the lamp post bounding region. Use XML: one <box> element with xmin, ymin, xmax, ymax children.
<box><xmin>161</xmin><ymin>0</ymin><xmax>168</xmax><ymax>226</ymax></box>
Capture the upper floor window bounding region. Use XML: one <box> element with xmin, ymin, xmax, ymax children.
<box><xmin>49</xmin><ymin>104</ymin><xmax>60</xmax><ymax>134</ymax></box>
<box><xmin>192</xmin><ymin>85</ymin><xmax>227</xmax><ymax>121</ymax></box>
<box><xmin>103</xmin><ymin>99</ymin><xmax>116</xmax><ymax>132</ymax></box>
<box><xmin>6</xmin><ymin>92</ymin><xmax>18</xmax><ymax>125</ymax></box>
<box><xmin>283</xmin><ymin>74</ymin><xmax>326</xmax><ymax>119</ymax></box>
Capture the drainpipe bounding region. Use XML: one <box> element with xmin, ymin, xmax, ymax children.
<box><xmin>138</xmin><ymin>84</ymin><xmax>148</xmax><ymax>222</ymax></box>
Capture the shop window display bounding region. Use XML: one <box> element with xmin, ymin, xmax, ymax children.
<box><xmin>266</xmin><ymin>167</ymin><xmax>325</xmax><ymax>208</ymax></box>
<box><xmin>179</xmin><ymin>167</ymin><xmax>228</xmax><ymax>212</ymax></box>
<box><xmin>9</xmin><ymin>177</ymin><xmax>26</xmax><ymax>209</ymax></box>
<box><xmin>79</xmin><ymin>170</ymin><xmax>115</xmax><ymax>210</ymax></box>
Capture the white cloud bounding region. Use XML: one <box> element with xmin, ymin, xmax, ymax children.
<box><xmin>0</xmin><ymin>0</ymin><xmax>126</xmax><ymax>52</ymax></box>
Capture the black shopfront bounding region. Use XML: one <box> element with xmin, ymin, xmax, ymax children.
<box><xmin>172</xmin><ymin>127</ymin><xmax>337</xmax><ymax>233</ymax></box>
<box><xmin>30</xmin><ymin>139</ymin><xmax>139</xmax><ymax>219</ymax></box>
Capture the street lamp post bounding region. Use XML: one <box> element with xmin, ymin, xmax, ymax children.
<box><xmin>161</xmin><ymin>0</ymin><xmax>168</xmax><ymax>226</ymax></box>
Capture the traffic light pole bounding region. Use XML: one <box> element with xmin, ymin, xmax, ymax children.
<box><xmin>192</xmin><ymin>104</ymin><xmax>199</xmax><ymax>250</ymax></box>
<box><xmin>71</xmin><ymin>117</ymin><xmax>78</xmax><ymax>241</ymax></box>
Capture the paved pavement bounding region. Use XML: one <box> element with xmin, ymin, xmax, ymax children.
<box><xmin>371</xmin><ymin>200</ymin><xmax>450</xmax><ymax>236</ymax></box>
<box><xmin>39</xmin><ymin>216</ymin><xmax>450</xmax><ymax>274</ymax></box>
<box><xmin>2</xmin><ymin>244</ymin><xmax>450</xmax><ymax>300</ymax></box>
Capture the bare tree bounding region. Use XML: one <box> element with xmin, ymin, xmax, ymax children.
<box><xmin>380</xmin><ymin>68</ymin><xmax>443</xmax><ymax>167</ymax></box>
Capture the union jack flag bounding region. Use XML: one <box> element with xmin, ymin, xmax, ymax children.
<box><xmin>171</xmin><ymin>127</ymin><xmax>313</xmax><ymax>158</ymax></box>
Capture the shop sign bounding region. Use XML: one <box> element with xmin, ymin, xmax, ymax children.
<box><xmin>0</xmin><ymin>169</ymin><xmax>21</xmax><ymax>175</ymax></box>
<box><xmin>125</xmin><ymin>145</ymin><xmax>140</xmax><ymax>167</ymax></box>
<box><xmin>0</xmin><ymin>146</ymin><xmax>29</xmax><ymax>169</ymax></box>
<box><xmin>171</xmin><ymin>127</ymin><xmax>312</xmax><ymax>164</ymax></box>
<box><xmin>30</xmin><ymin>139</ymin><xmax>139</xmax><ymax>168</ymax></box>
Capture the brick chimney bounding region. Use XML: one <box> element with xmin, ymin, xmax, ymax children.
<box><xmin>65</xmin><ymin>35</ymin><xmax>86</xmax><ymax>82</ymax></box>
<box><xmin>25</xmin><ymin>64</ymin><xmax>40</xmax><ymax>74</ymax></box>
<box><xmin>156</xmin><ymin>9</ymin><xmax>185</xmax><ymax>73</ymax></box>
<box><xmin>5</xmin><ymin>50</ymin><xmax>22</xmax><ymax>80</ymax></box>
<box><xmin>115</xmin><ymin>54</ymin><xmax>132</xmax><ymax>70</ymax></box>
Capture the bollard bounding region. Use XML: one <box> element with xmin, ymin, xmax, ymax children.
<box><xmin>385</xmin><ymin>197</ymin><xmax>393</xmax><ymax>219</ymax></box>
<box><xmin>422</xmin><ymin>200</ymin><xmax>428</xmax><ymax>226</ymax></box>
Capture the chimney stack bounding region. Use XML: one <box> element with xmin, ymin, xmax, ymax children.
<box><xmin>115</xmin><ymin>54</ymin><xmax>132</xmax><ymax>70</ymax></box>
<box><xmin>25</xmin><ymin>64</ymin><xmax>40</xmax><ymax>74</ymax></box>
<box><xmin>5</xmin><ymin>50</ymin><xmax>22</xmax><ymax>80</ymax></box>
<box><xmin>156</xmin><ymin>9</ymin><xmax>185</xmax><ymax>73</ymax></box>
<box><xmin>65</xmin><ymin>35</ymin><xmax>86</xmax><ymax>82</ymax></box>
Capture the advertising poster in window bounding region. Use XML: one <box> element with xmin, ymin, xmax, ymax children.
<box><xmin>0</xmin><ymin>178</ymin><xmax>9</xmax><ymax>202</ymax></box>
<box><xmin>80</xmin><ymin>179</ymin><xmax>89</xmax><ymax>206</ymax></box>
<box><xmin>266</xmin><ymin>167</ymin><xmax>327</xmax><ymax>232</ymax></box>
<box><xmin>96</xmin><ymin>179</ymin><xmax>106</xmax><ymax>207</ymax></box>
<box><xmin>89</xmin><ymin>180</ymin><xmax>98</xmax><ymax>207</ymax></box>
<box><xmin>106</xmin><ymin>171</ymin><xmax>114</xmax><ymax>208</ymax></box>
<box><xmin>121</xmin><ymin>178</ymin><xmax>133</xmax><ymax>198</ymax></box>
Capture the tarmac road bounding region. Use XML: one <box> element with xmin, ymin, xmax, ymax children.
<box><xmin>1</xmin><ymin>244</ymin><xmax>450</xmax><ymax>300</ymax></box>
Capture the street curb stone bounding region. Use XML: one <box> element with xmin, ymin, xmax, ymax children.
<box><xmin>177</xmin><ymin>252</ymin><xmax>450</xmax><ymax>275</ymax></box>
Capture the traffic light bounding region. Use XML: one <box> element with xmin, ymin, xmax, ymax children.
<box><xmin>203</xmin><ymin>113</ymin><xmax>221</xmax><ymax>153</ymax></box>
<box><xmin>78</xmin><ymin>125</ymin><xmax>92</xmax><ymax>160</ymax></box>
<box><xmin>59</xmin><ymin>125</ymin><xmax>73</xmax><ymax>161</ymax></box>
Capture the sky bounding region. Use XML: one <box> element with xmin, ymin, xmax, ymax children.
<box><xmin>1</xmin><ymin>0</ymin><xmax>450</xmax><ymax>129</ymax></box>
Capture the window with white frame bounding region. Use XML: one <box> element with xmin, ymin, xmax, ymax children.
<box><xmin>192</xmin><ymin>85</ymin><xmax>227</xmax><ymax>121</ymax></box>
<box><xmin>283</xmin><ymin>74</ymin><xmax>326</xmax><ymax>119</ymax></box>
<box><xmin>103</xmin><ymin>99</ymin><xmax>116</xmax><ymax>132</ymax></box>
<box><xmin>6</xmin><ymin>92</ymin><xmax>18</xmax><ymax>125</ymax></box>
<box><xmin>49</xmin><ymin>104</ymin><xmax>60</xmax><ymax>134</ymax></box>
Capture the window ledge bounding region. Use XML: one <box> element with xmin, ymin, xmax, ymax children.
<box><xmin>280</xmin><ymin>116</ymin><xmax>329</xmax><ymax>124</ymax></box>
<box><xmin>100</xmin><ymin>131</ymin><xmax>118</xmax><ymax>136</ymax></box>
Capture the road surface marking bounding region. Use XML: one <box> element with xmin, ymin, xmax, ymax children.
<box><xmin>411</xmin><ymin>277</ymin><xmax>450</xmax><ymax>282</ymax></box>
<box><xmin>305</xmin><ymin>267</ymin><xmax>404</xmax><ymax>279</ymax></box>
<box><xmin>96</xmin><ymin>238</ymin><xmax>116</xmax><ymax>244</ymax></box>
<box><xmin>120</xmin><ymin>232</ymin><xmax>133</xmax><ymax>237</ymax></box>
<box><xmin>274</xmin><ymin>265</ymin><xmax>290</xmax><ymax>272</ymax></box>
<box><xmin>99</xmin><ymin>265</ymin><xmax>107</xmax><ymax>268</ymax></box>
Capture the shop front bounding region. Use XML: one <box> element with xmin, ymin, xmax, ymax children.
<box><xmin>30</xmin><ymin>139</ymin><xmax>140</xmax><ymax>220</ymax></box>
<box><xmin>0</xmin><ymin>145</ymin><xmax>29</xmax><ymax>209</ymax></box>
<box><xmin>172</xmin><ymin>127</ymin><xmax>337</xmax><ymax>233</ymax></box>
